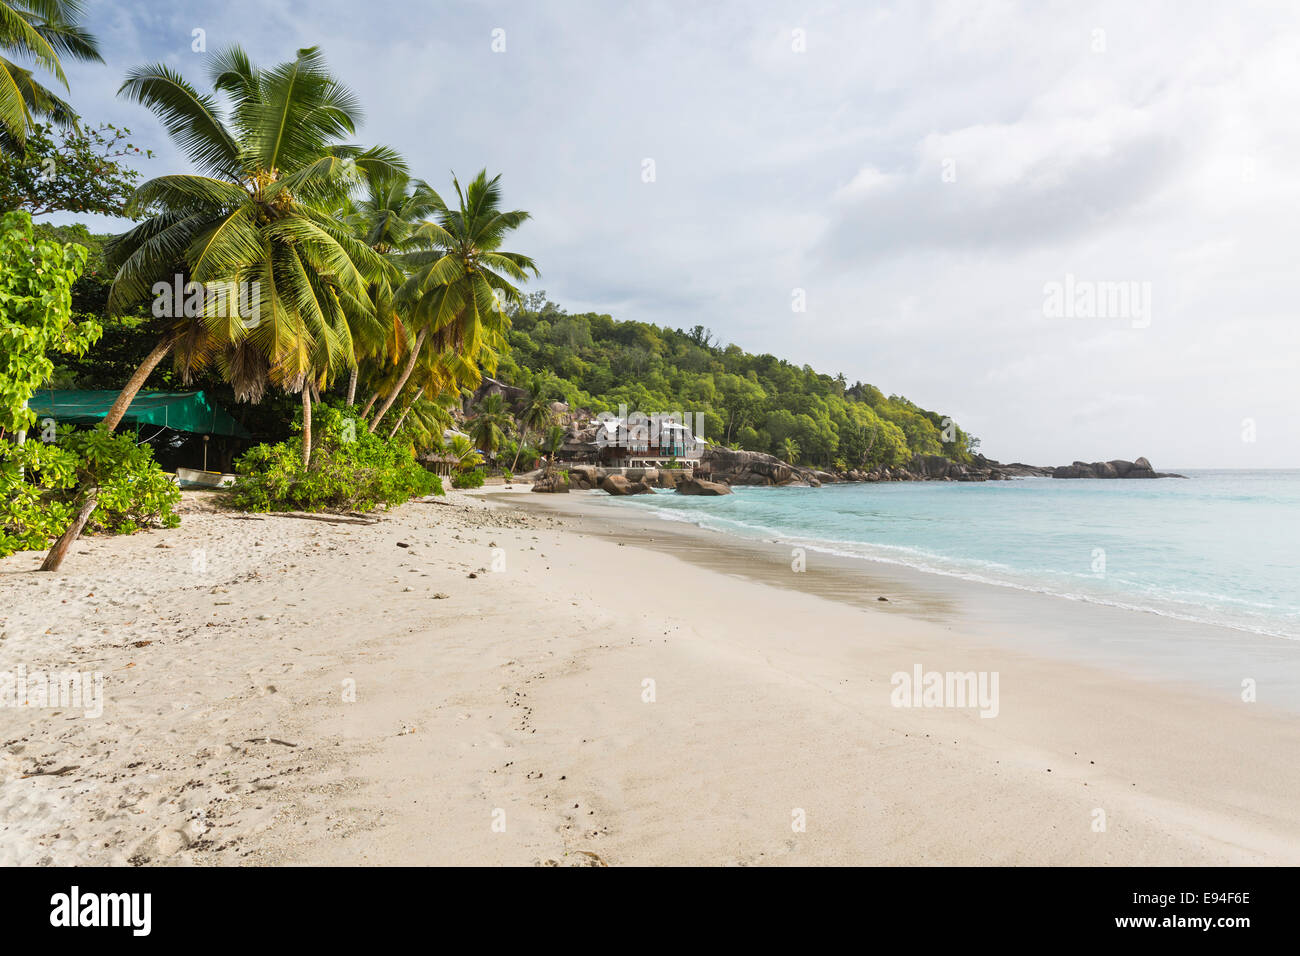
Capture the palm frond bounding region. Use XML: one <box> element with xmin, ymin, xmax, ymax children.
<box><xmin>118</xmin><ymin>62</ymin><xmax>240</xmax><ymax>176</ymax></box>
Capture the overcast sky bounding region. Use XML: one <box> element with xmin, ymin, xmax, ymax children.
<box><xmin>58</xmin><ymin>1</ymin><xmax>1300</xmax><ymax>467</ymax></box>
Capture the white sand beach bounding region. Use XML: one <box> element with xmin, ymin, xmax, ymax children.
<box><xmin>2</xmin><ymin>489</ymin><xmax>1298</xmax><ymax>866</ymax></box>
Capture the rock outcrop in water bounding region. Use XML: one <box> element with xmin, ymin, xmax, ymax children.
<box><xmin>675</xmin><ymin>476</ymin><xmax>733</xmax><ymax>496</ymax></box>
<box><xmin>1050</xmin><ymin>457</ymin><xmax>1184</xmax><ymax>479</ymax></box>
<box><xmin>530</xmin><ymin>473</ymin><xmax>569</xmax><ymax>493</ymax></box>
<box><xmin>601</xmin><ymin>474</ymin><xmax>655</xmax><ymax>496</ymax></box>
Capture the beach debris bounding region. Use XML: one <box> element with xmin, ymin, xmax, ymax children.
<box><xmin>396</xmin><ymin>541</ymin><xmax>411</xmax><ymax>548</ymax></box>
<box><xmin>21</xmin><ymin>765</ymin><xmax>79</xmax><ymax>779</ymax></box>
<box><xmin>244</xmin><ymin>737</ymin><xmax>298</xmax><ymax>748</ymax></box>
<box><xmin>468</xmin><ymin>572</ymin><xmax>478</xmax><ymax>579</ymax></box>
<box><xmin>433</xmin><ymin>593</ymin><xmax>450</xmax><ymax>599</ymax></box>
<box><xmin>877</xmin><ymin>596</ymin><xmax>889</xmax><ymax>602</ymax></box>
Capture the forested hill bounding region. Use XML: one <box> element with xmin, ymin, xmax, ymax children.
<box><xmin>497</xmin><ymin>294</ymin><xmax>979</xmax><ymax>470</ymax></box>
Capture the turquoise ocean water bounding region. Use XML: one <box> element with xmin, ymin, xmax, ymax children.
<box><xmin>605</xmin><ymin>470</ymin><xmax>1300</xmax><ymax>641</ymax></box>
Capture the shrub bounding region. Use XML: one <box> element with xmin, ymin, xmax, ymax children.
<box><xmin>451</xmin><ymin>468</ymin><xmax>486</xmax><ymax>490</ymax></box>
<box><xmin>515</xmin><ymin>444</ymin><xmax>540</xmax><ymax>471</ymax></box>
<box><xmin>1</xmin><ymin>425</ymin><xmax>180</xmax><ymax>558</ymax></box>
<box><xmin>0</xmin><ymin>210</ymin><xmax>99</xmax><ymax>438</ymax></box>
<box><xmin>232</xmin><ymin>404</ymin><xmax>441</xmax><ymax>512</ymax></box>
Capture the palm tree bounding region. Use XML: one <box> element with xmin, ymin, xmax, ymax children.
<box><xmin>445</xmin><ymin>433</ymin><xmax>483</xmax><ymax>472</ymax></box>
<box><xmin>346</xmin><ymin>171</ymin><xmax>443</xmax><ymax>253</ymax></box>
<box><xmin>511</xmin><ymin>387</ymin><xmax>553</xmax><ymax>471</ymax></box>
<box><xmin>539</xmin><ymin>423</ymin><xmax>566</xmax><ymax>468</ymax></box>
<box><xmin>466</xmin><ymin>392</ymin><xmax>510</xmax><ymax>463</ymax></box>
<box><xmin>40</xmin><ymin>46</ymin><xmax>400</xmax><ymax>571</ymax></box>
<box><xmin>336</xmin><ymin>171</ymin><xmax>444</xmax><ymax>404</ymax></box>
<box><xmin>0</xmin><ymin>0</ymin><xmax>102</xmax><ymax>152</ymax></box>
<box><xmin>106</xmin><ymin>47</ymin><xmax>401</xmax><ymax>402</ymax></box>
<box><xmin>392</xmin><ymin>394</ymin><xmax>453</xmax><ymax>447</ymax></box>
<box><xmin>368</xmin><ymin>170</ymin><xmax>537</xmax><ymax>432</ymax></box>
<box><xmin>383</xmin><ymin>356</ymin><xmax>457</xmax><ymax>440</ymax></box>
<box><xmin>782</xmin><ymin>437</ymin><xmax>800</xmax><ymax>465</ymax></box>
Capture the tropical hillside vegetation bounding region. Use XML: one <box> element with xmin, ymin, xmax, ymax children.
<box><xmin>496</xmin><ymin>293</ymin><xmax>979</xmax><ymax>471</ymax></box>
<box><xmin>1</xmin><ymin>7</ymin><xmax>977</xmax><ymax>569</ymax></box>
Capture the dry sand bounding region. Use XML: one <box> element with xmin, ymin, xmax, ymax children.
<box><xmin>2</xmin><ymin>488</ymin><xmax>1298</xmax><ymax>866</ymax></box>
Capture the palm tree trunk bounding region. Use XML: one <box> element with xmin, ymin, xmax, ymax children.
<box><xmin>387</xmin><ymin>404</ymin><xmax>412</xmax><ymax>439</ymax></box>
<box><xmin>346</xmin><ymin>366</ymin><xmax>358</xmax><ymax>405</ymax></box>
<box><xmin>368</xmin><ymin>327</ymin><xmax>426</xmax><ymax>432</ymax></box>
<box><xmin>40</xmin><ymin>337</ymin><xmax>175</xmax><ymax>572</ymax></box>
<box><xmin>510</xmin><ymin>428</ymin><xmax>527</xmax><ymax>472</ymax></box>
<box><xmin>104</xmin><ymin>338</ymin><xmax>174</xmax><ymax>432</ymax></box>
<box><xmin>358</xmin><ymin>391</ymin><xmax>380</xmax><ymax>420</ymax></box>
<box><xmin>301</xmin><ymin>387</ymin><xmax>313</xmax><ymax>468</ymax></box>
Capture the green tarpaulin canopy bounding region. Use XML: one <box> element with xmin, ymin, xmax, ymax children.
<box><xmin>27</xmin><ymin>390</ymin><xmax>252</xmax><ymax>439</ymax></box>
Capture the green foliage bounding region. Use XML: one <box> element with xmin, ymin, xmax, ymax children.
<box><xmin>1</xmin><ymin>425</ymin><xmax>180</xmax><ymax>558</ymax></box>
<box><xmin>66</xmin><ymin>428</ymin><xmax>182</xmax><ymax>535</ymax></box>
<box><xmin>0</xmin><ymin>121</ymin><xmax>148</xmax><ymax>218</ymax></box>
<box><xmin>445</xmin><ymin>433</ymin><xmax>483</xmax><ymax>471</ymax></box>
<box><xmin>539</xmin><ymin>423</ymin><xmax>565</xmax><ymax>457</ymax></box>
<box><xmin>451</xmin><ymin>467</ymin><xmax>485</xmax><ymax>489</ymax></box>
<box><xmin>514</xmin><ymin>444</ymin><xmax>540</xmax><ymax>471</ymax></box>
<box><xmin>0</xmin><ymin>0</ymin><xmax>103</xmax><ymax>153</ymax></box>
<box><xmin>232</xmin><ymin>404</ymin><xmax>440</xmax><ymax>512</ymax></box>
<box><xmin>108</xmin><ymin>45</ymin><xmax>408</xmax><ymax>400</ymax></box>
<box><xmin>501</xmin><ymin>294</ymin><xmax>979</xmax><ymax>470</ymax></box>
<box><xmin>466</xmin><ymin>392</ymin><xmax>509</xmax><ymax>460</ymax></box>
<box><xmin>395</xmin><ymin>169</ymin><xmax>538</xmax><ymax>370</ymax></box>
<box><xmin>0</xmin><ymin>210</ymin><xmax>98</xmax><ymax>435</ymax></box>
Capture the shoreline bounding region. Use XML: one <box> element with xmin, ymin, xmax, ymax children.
<box><xmin>2</xmin><ymin>489</ymin><xmax>1298</xmax><ymax>865</ymax></box>
<box><xmin>512</xmin><ymin>489</ymin><xmax>1300</xmax><ymax>706</ymax></box>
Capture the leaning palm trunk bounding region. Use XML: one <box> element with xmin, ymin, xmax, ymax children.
<box><xmin>358</xmin><ymin>391</ymin><xmax>380</xmax><ymax>420</ymax></box>
<box><xmin>346</xmin><ymin>367</ymin><xmax>358</xmax><ymax>405</ymax></box>
<box><xmin>40</xmin><ymin>338</ymin><xmax>175</xmax><ymax>572</ymax></box>
<box><xmin>301</xmin><ymin>388</ymin><xmax>313</xmax><ymax>468</ymax></box>
<box><xmin>369</xmin><ymin>327</ymin><xmax>426</xmax><ymax>432</ymax></box>
<box><xmin>510</xmin><ymin>428</ymin><xmax>527</xmax><ymax>472</ymax></box>
<box><xmin>387</xmin><ymin>404</ymin><xmax>412</xmax><ymax>439</ymax></box>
